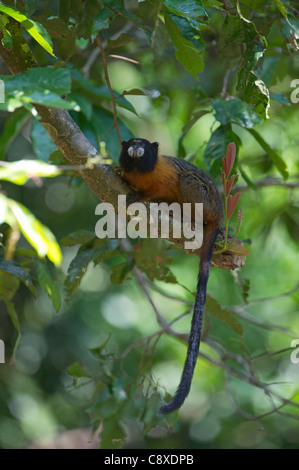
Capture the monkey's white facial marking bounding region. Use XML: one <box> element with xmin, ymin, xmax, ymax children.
<box><xmin>128</xmin><ymin>146</ymin><xmax>145</xmax><ymax>158</ymax></box>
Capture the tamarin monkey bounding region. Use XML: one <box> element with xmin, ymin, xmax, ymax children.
<box><xmin>119</xmin><ymin>138</ymin><xmax>223</xmax><ymax>414</ymax></box>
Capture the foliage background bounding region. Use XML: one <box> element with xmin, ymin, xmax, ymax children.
<box><xmin>0</xmin><ymin>0</ymin><xmax>299</xmax><ymax>449</ymax></box>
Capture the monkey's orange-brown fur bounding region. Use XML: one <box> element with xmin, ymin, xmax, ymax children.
<box><xmin>123</xmin><ymin>155</ymin><xmax>181</xmax><ymax>203</ymax></box>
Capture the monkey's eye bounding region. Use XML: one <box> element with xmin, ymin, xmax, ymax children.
<box><xmin>136</xmin><ymin>147</ymin><xmax>144</xmax><ymax>157</ymax></box>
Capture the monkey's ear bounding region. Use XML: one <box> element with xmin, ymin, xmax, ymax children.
<box><xmin>151</xmin><ymin>141</ymin><xmax>159</xmax><ymax>149</ymax></box>
<box><xmin>121</xmin><ymin>141</ymin><xmax>128</xmax><ymax>146</ymax></box>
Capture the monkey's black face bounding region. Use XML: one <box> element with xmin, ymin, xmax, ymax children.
<box><xmin>120</xmin><ymin>138</ymin><xmax>159</xmax><ymax>173</ymax></box>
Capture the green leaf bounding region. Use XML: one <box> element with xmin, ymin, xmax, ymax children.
<box><xmin>206</xmin><ymin>295</ymin><xmax>242</xmax><ymax>335</ymax></box>
<box><xmin>110</xmin><ymin>261</ymin><xmax>134</xmax><ymax>284</ymax></box>
<box><xmin>68</xmin><ymin>362</ymin><xmax>90</xmax><ymax>378</ymax></box>
<box><xmin>61</xmin><ymin>230</ymin><xmax>96</xmax><ymax>247</ymax></box>
<box><xmin>31</xmin><ymin>119</ymin><xmax>58</xmax><ymax>162</ymax></box>
<box><xmin>0</xmin><ymin>4</ymin><xmax>55</xmax><ymax>56</ymax></box>
<box><xmin>29</xmin><ymin>19</ymin><xmax>54</xmax><ymax>55</ymax></box>
<box><xmin>233</xmin><ymin>6</ymin><xmax>269</xmax><ymax>119</ymax></box>
<box><xmin>0</xmin><ymin>108</ymin><xmax>30</xmax><ymax>160</ymax></box>
<box><xmin>0</xmin><ymin>68</ymin><xmax>79</xmax><ymax>111</ymax></box>
<box><xmin>202</xmin><ymin>0</ymin><xmax>224</xmax><ymax>10</ymax></box>
<box><xmin>89</xmin><ymin>335</ymin><xmax>112</xmax><ymax>359</ymax></box>
<box><xmin>34</xmin><ymin>259</ymin><xmax>61</xmax><ymax>311</ymax></box>
<box><xmin>0</xmin><ymin>160</ymin><xmax>61</xmax><ymax>185</ymax></box>
<box><xmin>203</xmin><ymin>124</ymin><xmax>242</xmax><ymax>177</ymax></box>
<box><xmin>0</xmin><ymin>14</ymin><xmax>12</xmax><ymax>48</ymax></box>
<box><xmin>238</xmin><ymin>71</ymin><xmax>270</xmax><ymax>120</ymax></box>
<box><xmin>0</xmin><ymin>195</ymin><xmax>62</xmax><ymax>266</ymax></box>
<box><xmin>65</xmin><ymin>245</ymin><xmax>96</xmax><ymax>300</ymax></box>
<box><xmin>122</xmin><ymin>88</ymin><xmax>161</xmax><ymax>98</ymax></box>
<box><xmin>68</xmin><ymin>93</ymin><xmax>93</xmax><ymax>120</ymax></box>
<box><xmin>133</xmin><ymin>239</ymin><xmax>177</xmax><ymax>283</ymax></box>
<box><xmin>247</xmin><ymin>128</ymin><xmax>288</xmax><ymax>180</ymax></box>
<box><xmin>91</xmin><ymin>7</ymin><xmax>112</xmax><ymax>38</ymax></box>
<box><xmin>162</xmin><ymin>0</ymin><xmax>207</xmax><ymax>18</ymax></box>
<box><xmin>103</xmin><ymin>0</ymin><xmax>147</xmax><ymax>31</ymax></box>
<box><xmin>167</xmin><ymin>12</ymin><xmax>204</xmax><ymax>50</ymax></box>
<box><xmin>235</xmin><ymin>4</ymin><xmax>267</xmax><ymax>71</ymax></box>
<box><xmin>164</xmin><ymin>14</ymin><xmax>204</xmax><ymax>79</ymax></box>
<box><xmin>212</xmin><ymin>98</ymin><xmax>262</xmax><ymax>128</ymax></box>
<box><xmin>0</xmin><ymin>258</ymin><xmax>36</xmax><ymax>296</ymax></box>
<box><xmin>71</xmin><ymin>69</ymin><xmax>137</xmax><ymax>115</ymax></box>
<box><xmin>272</xmin><ymin>0</ymin><xmax>288</xmax><ymax>19</ymax></box>
<box><xmin>221</xmin><ymin>9</ymin><xmax>269</xmax><ymax>119</ymax></box>
<box><xmin>0</xmin><ymin>268</ymin><xmax>20</xmax><ymax>300</ymax></box>
<box><xmin>100</xmin><ymin>417</ymin><xmax>125</xmax><ymax>449</ymax></box>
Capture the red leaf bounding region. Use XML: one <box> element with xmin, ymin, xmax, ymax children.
<box><xmin>220</xmin><ymin>168</ymin><xmax>226</xmax><ymax>190</ymax></box>
<box><xmin>227</xmin><ymin>192</ymin><xmax>241</xmax><ymax>219</ymax></box>
<box><xmin>224</xmin><ymin>142</ymin><xmax>236</xmax><ymax>177</ymax></box>
<box><xmin>227</xmin><ymin>242</ymin><xmax>250</xmax><ymax>256</ymax></box>
<box><xmin>226</xmin><ymin>174</ymin><xmax>236</xmax><ymax>196</ymax></box>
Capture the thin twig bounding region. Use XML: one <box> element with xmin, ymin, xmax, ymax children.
<box><xmin>220</xmin><ymin>177</ymin><xmax>299</xmax><ymax>194</ymax></box>
<box><xmin>225</xmin><ymin>371</ymin><xmax>265</xmax><ymax>426</ymax></box>
<box><xmin>146</xmin><ymin>279</ymin><xmax>193</xmax><ymax>305</ymax></box>
<box><xmin>244</xmin><ymin>282</ymin><xmax>299</xmax><ymax>306</ymax></box>
<box><xmin>108</xmin><ymin>54</ymin><xmax>140</xmax><ymax>65</ymax></box>
<box><xmin>95</xmin><ymin>36</ymin><xmax>122</xmax><ymax>149</ymax></box>
<box><xmin>230</xmin><ymin>308</ymin><xmax>295</xmax><ymax>337</ymax></box>
<box><xmin>120</xmin><ymin>309</ymin><xmax>191</xmax><ymax>359</ymax></box>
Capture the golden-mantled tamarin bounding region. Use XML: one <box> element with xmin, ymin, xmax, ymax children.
<box><xmin>119</xmin><ymin>138</ymin><xmax>223</xmax><ymax>414</ymax></box>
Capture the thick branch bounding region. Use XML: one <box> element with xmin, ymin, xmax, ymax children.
<box><xmin>0</xmin><ymin>22</ymin><xmax>245</xmax><ymax>271</ymax></box>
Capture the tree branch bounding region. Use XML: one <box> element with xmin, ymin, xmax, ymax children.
<box><xmin>0</xmin><ymin>21</ymin><xmax>245</xmax><ymax>271</ymax></box>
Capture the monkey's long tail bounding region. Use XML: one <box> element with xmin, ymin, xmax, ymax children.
<box><xmin>159</xmin><ymin>224</ymin><xmax>218</xmax><ymax>415</ymax></box>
